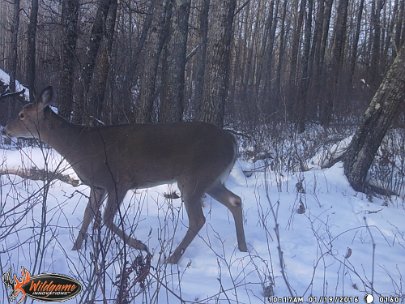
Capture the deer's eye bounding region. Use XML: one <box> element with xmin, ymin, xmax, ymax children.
<box><xmin>18</xmin><ymin>113</ymin><xmax>25</xmax><ymax>120</ymax></box>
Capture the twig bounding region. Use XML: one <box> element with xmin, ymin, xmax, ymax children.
<box><xmin>364</xmin><ymin>217</ymin><xmax>376</xmax><ymax>295</ymax></box>
<box><xmin>234</xmin><ymin>0</ymin><xmax>250</xmax><ymax>16</ymax></box>
<box><xmin>263</xmin><ymin>160</ymin><xmax>295</xmax><ymax>296</ymax></box>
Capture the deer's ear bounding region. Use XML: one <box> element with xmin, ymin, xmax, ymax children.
<box><xmin>38</xmin><ymin>86</ymin><xmax>54</xmax><ymax>109</ymax></box>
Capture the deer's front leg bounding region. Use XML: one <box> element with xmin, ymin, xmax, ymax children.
<box><xmin>103</xmin><ymin>189</ymin><xmax>150</xmax><ymax>253</ymax></box>
<box><xmin>72</xmin><ymin>187</ymin><xmax>105</xmax><ymax>250</ymax></box>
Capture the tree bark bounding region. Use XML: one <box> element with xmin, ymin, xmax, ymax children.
<box><xmin>394</xmin><ymin>0</ymin><xmax>404</xmax><ymax>56</ymax></box>
<box><xmin>81</xmin><ymin>0</ymin><xmax>111</xmax><ymax>93</ymax></box>
<box><xmin>321</xmin><ymin>0</ymin><xmax>348</xmax><ymax>126</ymax></box>
<box><xmin>87</xmin><ymin>0</ymin><xmax>118</xmax><ymax>122</ymax></box>
<box><xmin>193</xmin><ymin>0</ymin><xmax>210</xmax><ymax>114</ymax></box>
<box><xmin>316</xmin><ymin>0</ymin><xmax>333</xmax><ymax>120</ymax></box>
<box><xmin>60</xmin><ymin>0</ymin><xmax>79</xmax><ymax>120</ymax></box>
<box><xmin>261</xmin><ymin>0</ymin><xmax>279</xmax><ymax>113</ymax></box>
<box><xmin>26</xmin><ymin>0</ymin><xmax>39</xmax><ymax>102</ymax></box>
<box><xmin>274</xmin><ymin>0</ymin><xmax>288</xmax><ymax>110</ymax></box>
<box><xmin>8</xmin><ymin>0</ymin><xmax>20</xmax><ymax>120</ymax></box>
<box><xmin>159</xmin><ymin>0</ymin><xmax>191</xmax><ymax>123</ymax></box>
<box><xmin>73</xmin><ymin>0</ymin><xmax>111</xmax><ymax>124</ymax></box>
<box><xmin>348</xmin><ymin>0</ymin><xmax>365</xmax><ymax>96</ymax></box>
<box><xmin>9</xmin><ymin>0</ymin><xmax>20</xmax><ymax>96</ymax></box>
<box><xmin>288</xmin><ymin>0</ymin><xmax>306</xmax><ymax>122</ymax></box>
<box><xmin>370</xmin><ymin>0</ymin><xmax>385</xmax><ymax>90</ymax></box>
<box><xmin>135</xmin><ymin>0</ymin><xmax>171</xmax><ymax>123</ymax></box>
<box><xmin>297</xmin><ymin>0</ymin><xmax>313</xmax><ymax>132</ymax></box>
<box><xmin>308</xmin><ymin>0</ymin><xmax>324</xmax><ymax>119</ymax></box>
<box><xmin>343</xmin><ymin>44</ymin><xmax>405</xmax><ymax>194</ymax></box>
<box><xmin>198</xmin><ymin>0</ymin><xmax>237</xmax><ymax>127</ymax></box>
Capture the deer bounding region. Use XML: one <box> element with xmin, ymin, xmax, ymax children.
<box><xmin>4</xmin><ymin>86</ymin><xmax>248</xmax><ymax>263</ymax></box>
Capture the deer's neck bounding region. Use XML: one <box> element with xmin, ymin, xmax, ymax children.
<box><xmin>40</xmin><ymin>107</ymin><xmax>82</xmax><ymax>154</ymax></box>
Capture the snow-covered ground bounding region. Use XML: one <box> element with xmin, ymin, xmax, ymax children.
<box><xmin>1</xmin><ymin>144</ymin><xmax>404</xmax><ymax>303</ymax></box>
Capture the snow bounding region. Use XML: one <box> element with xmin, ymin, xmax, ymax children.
<box><xmin>0</xmin><ymin>68</ymin><xmax>30</xmax><ymax>101</ymax></box>
<box><xmin>1</xmin><ymin>144</ymin><xmax>404</xmax><ymax>303</ymax></box>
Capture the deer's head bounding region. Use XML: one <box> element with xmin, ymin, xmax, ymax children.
<box><xmin>5</xmin><ymin>86</ymin><xmax>53</xmax><ymax>139</ymax></box>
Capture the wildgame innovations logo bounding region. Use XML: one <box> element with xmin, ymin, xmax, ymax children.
<box><xmin>2</xmin><ymin>267</ymin><xmax>82</xmax><ymax>303</ymax></box>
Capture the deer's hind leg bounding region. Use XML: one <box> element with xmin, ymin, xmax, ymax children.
<box><xmin>73</xmin><ymin>187</ymin><xmax>105</xmax><ymax>250</ymax></box>
<box><xmin>208</xmin><ymin>183</ymin><xmax>247</xmax><ymax>252</ymax></box>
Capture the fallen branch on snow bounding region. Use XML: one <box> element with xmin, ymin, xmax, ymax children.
<box><xmin>0</xmin><ymin>167</ymin><xmax>80</xmax><ymax>187</ymax></box>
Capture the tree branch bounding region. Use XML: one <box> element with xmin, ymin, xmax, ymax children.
<box><xmin>0</xmin><ymin>89</ymin><xmax>25</xmax><ymax>102</ymax></box>
<box><xmin>0</xmin><ymin>167</ymin><xmax>80</xmax><ymax>187</ymax></box>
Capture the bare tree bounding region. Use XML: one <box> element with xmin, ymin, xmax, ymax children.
<box><xmin>370</xmin><ymin>0</ymin><xmax>385</xmax><ymax>90</ymax></box>
<box><xmin>9</xmin><ymin>0</ymin><xmax>20</xmax><ymax>97</ymax></box>
<box><xmin>347</xmin><ymin>0</ymin><xmax>365</xmax><ymax>102</ymax></box>
<box><xmin>26</xmin><ymin>0</ymin><xmax>39</xmax><ymax>102</ymax></box>
<box><xmin>74</xmin><ymin>0</ymin><xmax>112</xmax><ymax>124</ymax></box>
<box><xmin>344</xmin><ymin>44</ymin><xmax>405</xmax><ymax>193</ymax></box>
<box><xmin>87</xmin><ymin>0</ymin><xmax>118</xmax><ymax>121</ymax></box>
<box><xmin>135</xmin><ymin>0</ymin><xmax>171</xmax><ymax>123</ymax></box>
<box><xmin>193</xmin><ymin>0</ymin><xmax>210</xmax><ymax>114</ymax></box>
<box><xmin>315</xmin><ymin>0</ymin><xmax>333</xmax><ymax>120</ymax></box>
<box><xmin>0</xmin><ymin>0</ymin><xmax>402</xmax><ymax>133</ymax></box>
<box><xmin>288</xmin><ymin>0</ymin><xmax>306</xmax><ymax>122</ymax></box>
<box><xmin>297</xmin><ymin>0</ymin><xmax>313</xmax><ymax>132</ymax></box>
<box><xmin>394</xmin><ymin>0</ymin><xmax>404</xmax><ymax>55</ymax></box>
<box><xmin>159</xmin><ymin>0</ymin><xmax>191</xmax><ymax>123</ymax></box>
<box><xmin>260</xmin><ymin>0</ymin><xmax>279</xmax><ymax>113</ymax></box>
<box><xmin>274</xmin><ymin>0</ymin><xmax>288</xmax><ymax>111</ymax></box>
<box><xmin>199</xmin><ymin>0</ymin><xmax>237</xmax><ymax>127</ymax></box>
<box><xmin>321</xmin><ymin>0</ymin><xmax>348</xmax><ymax>126</ymax></box>
<box><xmin>60</xmin><ymin>0</ymin><xmax>79</xmax><ymax>119</ymax></box>
<box><xmin>7</xmin><ymin>0</ymin><xmax>21</xmax><ymax>121</ymax></box>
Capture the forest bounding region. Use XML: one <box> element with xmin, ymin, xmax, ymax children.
<box><xmin>0</xmin><ymin>0</ymin><xmax>403</xmax><ymax>129</ymax></box>
<box><xmin>0</xmin><ymin>0</ymin><xmax>405</xmax><ymax>302</ymax></box>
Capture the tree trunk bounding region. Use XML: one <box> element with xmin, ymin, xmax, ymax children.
<box><xmin>370</xmin><ymin>0</ymin><xmax>385</xmax><ymax>90</ymax></box>
<box><xmin>9</xmin><ymin>0</ymin><xmax>20</xmax><ymax>95</ymax></box>
<box><xmin>309</xmin><ymin>0</ymin><xmax>324</xmax><ymax>78</ymax></box>
<box><xmin>297</xmin><ymin>0</ymin><xmax>313</xmax><ymax>132</ymax></box>
<box><xmin>343</xmin><ymin>44</ymin><xmax>405</xmax><ymax>193</ymax></box>
<box><xmin>81</xmin><ymin>0</ymin><xmax>111</xmax><ymax>93</ymax></box>
<box><xmin>316</xmin><ymin>0</ymin><xmax>333</xmax><ymax>120</ymax></box>
<box><xmin>261</xmin><ymin>0</ymin><xmax>279</xmax><ymax>113</ymax></box>
<box><xmin>198</xmin><ymin>0</ymin><xmax>237</xmax><ymax>127</ymax></box>
<box><xmin>274</xmin><ymin>0</ymin><xmax>288</xmax><ymax>112</ymax></box>
<box><xmin>60</xmin><ymin>0</ymin><xmax>79</xmax><ymax>120</ymax></box>
<box><xmin>8</xmin><ymin>0</ymin><xmax>20</xmax><ymax>120</ymax></box>
<box><xmin>159</xmin><ymin>0</ymin><xmax>191</xmax><ymax>123</ymax></box>
<box><xmin>394</xmin><ymin>0</ymin><xmax>404</xmax><ymax>56</ymax></box>
<box><xmin>308</xmin><ymin>0</ymin><xmax>324</xmax><ymax>119</ymax></box>
<box><xmin>26</xmin><ymin>0</ymin><xmax>38</xmax><ymax>102</ymax></box>
<box><xmin>321</xmin><ymin>0</ymin><xmax>348</xmax><ymax>126</ymax></box>
<box><xmin>348</xmin><ymin>0</ymin><xmax>365</xmax><ymax>96</ymax></box>
<box><xmin>193</xmin><ymin>0</ymin><xmax>210</xmax><ymax>115</ymax></box>
<box><xmin>126</xmin><ymin>0</ymin><xmax>154</xmax><ymax>103</ymax></box>
<box><xmin>288</xmin><ymin>0</ymin><xmax>306</xmax><ymax>119</ymax></box>
<box><xmin>73</xmin><ymin>0</ymin><xmax>111</xmax><ymax>124</ymax></box>
<box><xmin>87</xmin><ymin>0</ymin><xmax>118</xmax><ymax>122</ymax></box>
<box><xmin>135</xmin><ymin>0</ymin><xmax>171</xmax><ymax>123</ymax></box>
